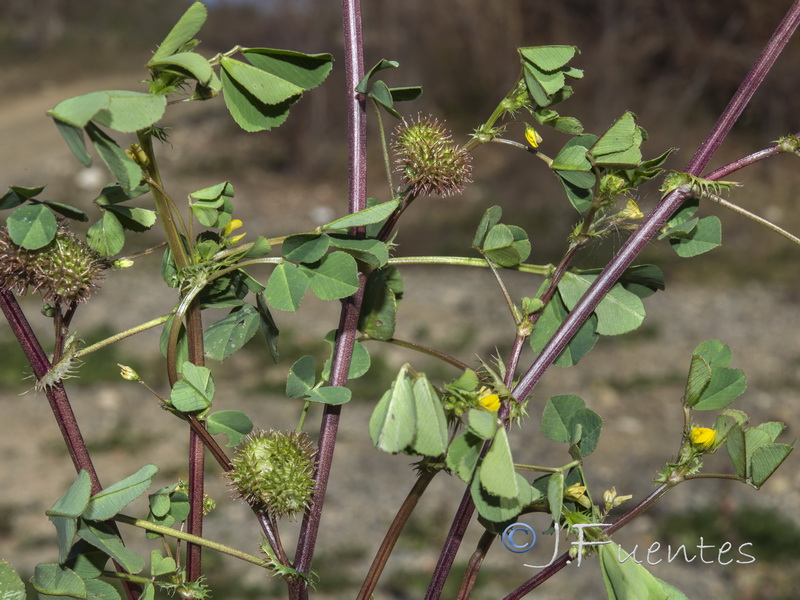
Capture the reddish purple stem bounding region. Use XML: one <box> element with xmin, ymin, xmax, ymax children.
<box><xmin>290</xmin><ymin>0</ymin><xmax>367</xmax><ymax>596</ymax></box>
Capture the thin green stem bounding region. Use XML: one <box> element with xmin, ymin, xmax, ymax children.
<box><xmin>114</xmin><ymin>514</ymin><xmax>268</xmax><ymax>568</ymax></box>
<box><xmin>388</xmin><ymin>255</ymin><xmax>550</xmax><ymax>274</ymax></box>
<box><xmin>100</xmin><ymin>572</ymin><xmax>153</xmax><ymax>586</ymax></box>
<box><xmin>361</xmin><ymin>336</ymin><xmax>470</xmax><ymax>371</ymax></box>
<box><xmin>489</xmin><ymin>138</ymin><xmax>553</xmax><ymax>166</ymax></box>
<box><xmin>75</xmin><ymin>314</ymin><xmax>170</xmax><ymax>359</ymax></box>
<box><xmin>485</xmin><ymin>258</ymin><xmax>520</xmax><ymax>324</ymax></box>
<box><xmin>514</xmin><ymin>460</ymin><xmax>580</xmax><ymax>474</ymax></box>
<box><xmin>371</xmin><ymin>98</ymin><xmax>396</xmax><ymax>199</ymax></box>
<box><xmin>705</xmin><ymin>191</ymin><xmax>800</xmax><ymax>246</ymax></box>
<box><xmin>683</xmin><ymin>472</ymin><xmax>746</xmax><ymax>482</ymax></box>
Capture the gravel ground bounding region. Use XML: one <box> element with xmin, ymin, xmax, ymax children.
<box><xmin>2</xmin><ymin>264</ymin><xmax>799</xmax><ymax>599</ymax></box>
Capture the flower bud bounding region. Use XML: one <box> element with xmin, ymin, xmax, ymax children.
<box><xmin>524</xmin><ymin>123</ymin><xmax>543</xmax><ymax>148</ymax></box>
<box><xmin>118</xmin><ymin>364</ymin><xmax>140</xmax><ymax>382</ymax></box>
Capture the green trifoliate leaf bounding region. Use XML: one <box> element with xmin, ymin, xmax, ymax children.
<box><xmin>282</xmin><ymin>233</ymin><xmax>330</xmax><ymax>263</ymax></box>
<box><xmin>356</xmin><ymin>59</ymin><xmax>399</xmax><ymax>94</ymax></box>
<box><xmin>0</xmin><ymin>560</ymin><xmax>27</xmax><ymax>600</ymax></box>
<box><xmin>241</xmin><ymin>48</ymin><xmax>333</xmax><ymax>91</ymax></box>
<box><xmin>669</xmin><ymin>216</ymin><xmax>722</xmax><ymax>257</ymax></box>
<box><xmin>170</xmin><ymin>362</ymin><xmax>215</xmax><ymax>412</ymax></box>
<box><xmin>481</xmin><ymin>224</ymin><xmax>531</xmax><ymax>267</ymax></box>
<box><xmin>150</xmin><ymin>550</ymin><xmax>177</xmax><ymax>578</ymax></box>
<box><xmin>323</xmin><ymin>199</ymin><xmax>400</xmax><ymax>230</ymax></box>
<box><xmin>47</xmin><ymin>470</ymin><xmax>92</xmax><ymax>563</ymax></box>
<box><xmin>559</xmin><ymin>271</ymin><xmax>645</xmax><ymax>336</ymax></box>
<box><xmin>589</xmin><ymin>111</ymin><xmax>644</xmax><ymax>167</ymax></box>
<box><xmin>328</xmin><ymin>236</ymin><xmax>389</xmax><ymax>267</ymax></box>
<box><xmin>321</xmin><ymin>330</ymin><xmax>371</xmax><ymax>381</ymax></box>
<box><xmin>470</xmin><ymin>467</ymin><xmax>524</xmax><ymax>524</ymax></box>
<box><xmin>150</xmin><ymin>1</ymin><xmax>207</xmax><ymax>62</ymax></box>
<box><xmin>684</xmin><ymin>354</ymin><xmax>711</xmax><ymax>407</ymax></box>
<box><xmin>600</xmin><ymin>541</ymin><xmax>683</xmax><ymax>599</ymax></box>
<box><xmin>220</xmin><ymin>57</ymin><xmax>304</xmax><ymax>105</ymax></box>
<box><xmin>86</xmin><ymin>210</ymin><xmax>126</xmax><ymax>256</ymax></box>
<box><xmin>265</xmin><ymin>262</ymin><xmax>309</xmax><ymax>311</ymax></box>
<box><xmin>83</xmin><ymin>464</ymin><xmax>158</xmax><ymax>521</ymax></box>
<box><xmin>207</xmin><ymin>410</ymin><xmax>254</xmax><ymax>448</ymax></box>
<box><xmin>85</xmin><ymin>577</ymin><xmax>122</xmax><ymax>600</ymax></box>
<box><xmin>204</xmin><ymin>304</ymin><xmax>261</xmax><ymax>361</ymax></box>
<box><xmin>473</xmin><ymin>205</ymin><xmax>503</xmax><ymax>249</ymax></box>
<box><xmin>256</xmin><ymin>292</ymin><xmax>280</xmax><ymax>363</ymax></box>
<box><xmin>49</xmin><ymin>90</ymin><xmax>166</xmax><ymax>133</ymax></box>
<box><xmin>480</xmin><ymin>428</ymin><xmax>519</xmax><ymax>499</ymax></box>
<box><xmin>547</xmin><ymin>471</ymin><xmax>564</xmax><ymax>524</ymax></box>
<box><xmin>541</xmin><ymin>394</ymin><xmax>585</xmax><ymax>443</ymax></box>
<box><xmin>446</xmin><ymin>431</ymin><xmax>483</xmax><ymax>482</ymax></box>
<box><xmin>0</xmin><ymin>184</ymin><xmax>46</xmax><ymax>209</ymax></box>
<box><xmin>751</xmin><ymin>442</ymin><xmax>794</xmax><ymax>488</ymax></box>
<box><xmin>410</xmin><ymin>376</ymin><xmax>448</xmax><ymax>457</ymax></box>
<box><xmin>148</xmin><ymin>52</ymin><xmax>215</xmax><ymax>87</ymax></box>
<box><xmin>369</xmin><ymin>365</ymin><xmax>416</xmax><ymax>453</ymax></box>
<box><xmin>301</xmin><ymin>251</ymin><xmax>360</xmax><ymax>300</ymax></box>
<box><xmin>7</xmin><ymin>203</ymin><xmax>58</xmax><ymax>249</ymax></box>
<box><xmin>77</xmin><ymin>520</ymin><xmax>145</xmax><ymax>574</ymax></box>
<box><xmin>33</xmin><ymin>564</ymin><xmax>86</xmax><ymax>599</ymax></box>
<box><xmin>286</xmin><ymin>355</ymin><xmax>316</xmax><ymax>398</ymax></box>
<box><xmin>693</xmin><ymin>339</ymin><xmax>733</xmax><ymax>368</ymax></box>
<box><xmin>691</xmin><ymin>366</ymin><xmax>746</xmax><ymax>410</ymax></box>
<box><xmin>358</xmin><ymin>267</ymin><xmax>403</xmax><ymax>340</ymax></box>
<box><xmin>530</xmin><ymin>289</ymin><xmax>598</xmax><ymax>367</ymax></box>
<box><xmin>85</xmin><ymin>123</ymin><xmax>142</xmax><ymax>193</ymax></box>
<box><xmin>220</xmin><ymin>67</ymin><xmax>292</xmax><ymax>133</ymax></box>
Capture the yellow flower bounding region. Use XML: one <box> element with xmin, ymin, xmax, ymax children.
<box><xmin>478</xmin><ymin>390</ymin><xmax>501</xmax><ymax>412</ymax></box>
<box><xmin>690</xmin><ymin>426</ymin><xmax>716</xmax><ymax>450</ymax></box>
<box><xmin>524</xmin><ymin>123</ymin><xmax>543</xmax><ymax>149</ymax></box>
<box><xmin>222</xmin><ymin>219</ymin><xmax>246</xmax><ymax>244</ymax></box>
<box><xmin>223</xmin><ymin>219</ymin><xmax>243</xmax><ymax>236</ymax></box>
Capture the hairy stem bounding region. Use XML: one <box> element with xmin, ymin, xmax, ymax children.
<box><xmin>356</xmin><ymin>469</ymin><xmax>438</xmax><ymax>600</ymax></box>
<box><xmin>503</xmin><ymin>484</ymin><xmax>671</xmax><ymax>599</ymax></box>
<box><xmin>456</xmin><ymin>530</ymin><xmax>496</xmax><ymax>600</ymax></box>
<box><xmin>0</xmin><ymin>291</ymin><xmax>141</xmax><ymax>600</ymax></box>
<box><xmin>290</xmin><ymin>1</ymin><xmax>367</xmax><ymax>596</ymax></box>
<box><xmin>114</xmin><ymin>514</ymin><xmax>268</xmax><ymax>568</ymax></box>
<box><xmin>75</xmin><ymin>314</ymin><xmax>170</xmax><ymax>359</ymax></box>
<box><xmin>511</xmin><ymin>0</ymin><xmax>800</xmax><ymax>406</ymax></box>
<box><xmin>362</xmin><ymin>336</ymin><xmax>470</xmax><ymax>371</ymax></box>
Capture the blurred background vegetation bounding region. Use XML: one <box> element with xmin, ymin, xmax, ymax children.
<box><xmin>2</xmin><ymin>1</ymin><xmax>800</xmax><ymax>599</ymax></box>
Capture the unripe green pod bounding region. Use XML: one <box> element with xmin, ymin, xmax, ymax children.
<box><xmin>0</xmin><ymin>226</ymin><xmax>104</xmax><ymax>304</ymax></box>
<box><xmin>393</xmin><ymin>115</ymin><xmax>472</xmax><ymax>198</ymax></box>
<box><xmin>228</xmin><ymin>430</ymin><xmax>316</xmax><ymax>520</ymax></box>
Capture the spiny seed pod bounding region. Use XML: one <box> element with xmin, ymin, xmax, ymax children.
<box><xmin>393</xmin><ymin>115</ymin><xmax>472</xmax><ymax>198</ymax></box>
<box><xmin>0</xmin><ymin>227</ymin><xmax>105</xmax><ymax>304</ymax></box>
<box><xmin>228</xmin><ymin>430</ymin><xmax>316</xmax><ymax>519</ymax></box>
